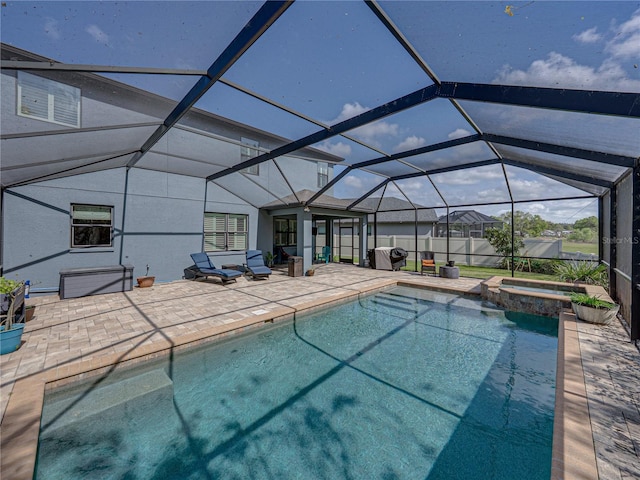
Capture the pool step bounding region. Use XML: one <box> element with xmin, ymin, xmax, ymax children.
<box><xmin>40</xmin><ymin>369</ymin><xmax>174</xmax><ymax>435</ymax></box>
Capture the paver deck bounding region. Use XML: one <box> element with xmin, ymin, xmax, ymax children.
<box><xmin>1</xmin><ymin>263</ymin><xmax>638</xmax><ymax>479</ymax></box>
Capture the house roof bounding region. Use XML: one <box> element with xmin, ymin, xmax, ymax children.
<box><xmin>437</xmin><ymin>210</ymin><xmax>502</xmax><ymax>225</ymax></box>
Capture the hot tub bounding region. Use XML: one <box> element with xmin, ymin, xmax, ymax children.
<box><xmin>481</xmin><ymin>276</ymin><xmax>585</xmax><ymax>317</ymax></box>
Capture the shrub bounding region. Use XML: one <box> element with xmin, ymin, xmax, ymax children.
<box><xmin>529</xmin><ymin>258</ymin><xmax>561</xmax><ymax>275</ymax></box>
<box><xmin>569</xmin><ymin>292</ymin><xmax>616</xmax><ymax>309</ymax></box>
<box><xmin>0</xmin><ymin>277</ymin><xmax>21</xmax><ymax>294</ymax></box>
<box><xmin>554</xmin><ymin>261</ymin><xmax>608</xmax><ymax>288</ymax></box>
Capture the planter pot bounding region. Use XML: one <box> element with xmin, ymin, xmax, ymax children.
<box><xmin>571</xmin><ymin>302</ymin><xmax>619</xmax><ymax>325</ymax></box>
<box><xmin>0</xmin><ymin>323</ymin><xmax>25</xmax><ymax>355</ymax></box>
<box><xmin>0</xmin><ymin>293</ymin><xmax>10</xmax><ymax>315</ymax></box>
<box><xmin>137</xmin><ymin>276</ymin><xmax>155</xmax><ymax>288</ymax></box>
<box><xmin>447</xmin><ymin>261</ymin><xmax>455</xmax><ymax>267</ymax></box>
<box><xmin>25</xmin><ymin>306</ymin><xmax>36</xmax><ymax>322</ymax></box>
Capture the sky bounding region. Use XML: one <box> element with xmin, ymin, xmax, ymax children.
<box><xmin>2</xmin><ymin>1</ymin><xmax>639</xmax><ymax>223</ymax></box>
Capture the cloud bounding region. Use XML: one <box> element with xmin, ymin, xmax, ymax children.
<box><xmin>448</xmin><ymin>128</ymin><xmax>472</xmax><ymax>140</ymax></box>
<box><xmin>457</xmin><ymin>198</ymin><xmax>597</xmax><ymax>224</ymax></box>
<box><xmin>393</xmin><ymin>135</ymin><xmax>426</xmax><ymax>153</ymax></box>
<box><xmin>494</xmin><ymin>51</ymin><xmax>640</xmax><ymax>92</ymax></box>
<box><xmin>316</xmin><ymin>141</ymin><xmax>352</xmax><ymax>159</ymax></box>
<box><xmin>329</xmin><ymin>102</ymin><xmax>399</xmax><ymax>148</ymax></box>
<box><xmin>431</xmin><ymin>168</ymin><xmax>504</xmax><ymax>186</ymax></box>
<box><xmin>350</xmin><ymin>119</ymin><xmax>398</xmax><ymax>145</ymax></box>
<box><xmin>331</xmin><ymin>102</ymin><xmax>369</xmax><ymax>123</ymax></box>
<box><xmin>44</xmin><ymin>17</ymin><xmax>60</xmax><ymax>40</ymax></box>
<box><xmin>343</xmin><ymin>175</ymin><xmax>363</xmax><ymax>189</ymax></box>
<box><xmin>525</xmin><ymin>203</ymin><xmax>547</xmax><ymax>213</ymax></box>
<box><xmin>606</xmin><ymin>8</ymin><xmax>640</xmax><ymax>59</ymax></box>
<box><xmin>86</xmin><ymin>24</ymin><xmax>109</xmax><ymax>45</ymax></box>
<box><xmin>494</xmin><ymin>9</ymin><xmax>640</xmax><ymax>93</ymax></box>
<box><xmin>572</xmin><ymin>27</ymin><xmax>602</xmax><ymax>44</ymax></box>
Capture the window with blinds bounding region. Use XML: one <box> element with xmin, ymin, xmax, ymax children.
<box><xmin>18</xmin><ymin>72</ymin><xmax>80</xmax><ymax>128</ymax></box>
<box><xmin>317</xmin><ymin>162</ymin><xmax>329</xmax><ymax>188</ymax></box>
<box><xmin>71</xmin><ymin>204</ymin><xmax>113</xmax><ymax>247</ymax></box>
<box><xmin>204</xmin><ymin>213</ymin><xmax>248</xmax><ymax>251</ymax></box>
<box><xmin>240</xmin><ymin>138</ymin><xmax>260</xmax><ymax>175</ymax></box>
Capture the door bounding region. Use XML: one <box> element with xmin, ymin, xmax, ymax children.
<box><xmin>338</xmin><ymin>220</ymin><xmax>354</xmax><ymax>263</ymax></box>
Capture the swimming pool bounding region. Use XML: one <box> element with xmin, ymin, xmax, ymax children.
<box><xmin>36</xmin><ymin>286</ymin><xmax>558</xmax><ymax>479</ymax></box>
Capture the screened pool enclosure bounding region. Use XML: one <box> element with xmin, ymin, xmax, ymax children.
<box><xmin>1</xmin><ymin>1</ymin><xmax>638</xmax><ymax>339</ymax></box>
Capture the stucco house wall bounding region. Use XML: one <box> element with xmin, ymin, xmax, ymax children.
<box><xmin>2</xmin><ymin>168</ymin><xmax>259</xmax><ymax>293</ymax></box>
<box><xmin>1</xmin><ymin>46</ymin><xmax>339</xmax><ymax>294</ymax></box>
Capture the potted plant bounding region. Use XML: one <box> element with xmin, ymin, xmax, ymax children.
<box><xmin>264</xmin><ymin>251</ymin><xmax>274</xmax><ymax>268</ymax></box>
<box><xmin>1</xmin><ymin>277</ymin><xmax>20</xmax><ymax>314</ymax></box>
<box><xmin>570</xmin><ymin>292</ymin><xmax>619</xmax><ymax>325</ymax></box>
<box><xmin>137</xmin><ymin>264</ymin><xmax>155</xmax><ymax>288</ymax></box>
<box><xmin>0</xmin><ymin>279</ymin><xmax>26</xmax><ymax>355</ymax></box>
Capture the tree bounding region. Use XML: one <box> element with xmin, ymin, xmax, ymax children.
<box><xmin>573</xmin><ymin>216</ymin><xmax>598</xmax><ymax>230</ymax></box>
<box><xmin>568</xmin><ymin>228</ymin><xmax>597</xmax><ymax>243</ymax></box>
<box><xmin>485</xmin><ymin>227</ymin><xmax>525</xmax><ymax>268</ymax></box>
<box><xmin>496</xmin><ymin>211</ymin><xmax>551</xmax><ymax>237</ymax></box>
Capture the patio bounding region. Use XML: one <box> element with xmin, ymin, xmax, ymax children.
<box><xmin>1</xmin><ymin>264</ymin><xmax>638</xmax><ymax>479</ymax></box>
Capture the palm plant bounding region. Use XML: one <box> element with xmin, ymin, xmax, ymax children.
<box><xmin>554</xmin><ymin>260</ymin><xmax>608</xmax><ymax>289</ymax></box>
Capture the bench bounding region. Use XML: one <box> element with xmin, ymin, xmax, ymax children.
<box><xmin>59</xmin><ymin>264</ymin><xmax>134</xmax><ymax>299</ymax></box>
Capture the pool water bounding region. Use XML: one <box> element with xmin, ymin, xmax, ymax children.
<box><xmin>36</xmin><ymin>287</ymin><xmax>558</xmax><ymax>479</ymax></box>
<box><xmin>502</xmin><ymin>284</ymin><xmax>577</xmax><ymax>296</ymax></box>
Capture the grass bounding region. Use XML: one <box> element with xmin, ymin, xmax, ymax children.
<box><xmin>400</xmin><ymin>261</ymin><xmax>557</xmax><ymax>281</ymax></box>
<box><xmin>561</xmin><ymin>241</ymin><xmax>598</xmax><ymax>255</ymax></box>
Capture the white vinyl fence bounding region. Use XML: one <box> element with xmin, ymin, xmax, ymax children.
<box><xmin>362</xmin><ymin>236</ymin><xmax>563</xmax><ymax>267</ymax></box>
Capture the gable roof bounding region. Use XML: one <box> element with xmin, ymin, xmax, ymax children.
<box><xmin>437</xmin><ymin>210</ymin><xmax>502</xmax><ymax>225</ymax></box>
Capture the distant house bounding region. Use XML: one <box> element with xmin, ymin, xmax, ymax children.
<box><xmin>366</xmin><ymin>198</ymin><xmax>438</xmax><ymax>236</ymax></box>
<box><xmin>436</xmin><ymin>210</ymin><xmax>503</xmax><ymax>238</ymax></box>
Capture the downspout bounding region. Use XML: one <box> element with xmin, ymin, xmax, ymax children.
<box><xmin>118</xmin><ymin>168</ymin><xmax>130</xmax><ymax>266</ymax></box>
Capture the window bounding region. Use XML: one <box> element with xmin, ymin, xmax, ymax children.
<box><xmin>18</xmin><ymin>72</ymin><xmax>80</xmax><ymax>128</ymax></box>
<box><xmin>317</xmin><ymin>162</ymin><xmax>329</xmax><ymax>188</ymax></box>
<box><xmin>204</xmin><ymin>213</ymin><xmax>248</xmax><ymax>251</ymax></box>
<box><xmin>275</xmin><ymin>218</ymin><xmax>297</xmax><ymax>246</ymax></box>
<box><xmin>71</xmin><ymin>204</ymin><xmax>113</xmax><ymax>247</ymax></box>
<box><xmin>241</xmin><ymin>138</ymin><xmax>260</xmax><ymax>175</ymax></box>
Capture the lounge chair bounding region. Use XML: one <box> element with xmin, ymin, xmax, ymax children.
<box><xmin>188</xmin><ymin>253</ymin><xmax>242</xmax><ymax>284</ymax></box>
<box><xmin>420</xmin><ymin>251</ymin><xmax>437</xmax><ymax>276</ymax></box>
<box><xmin>244</xmin><ymin>250</ymin><xmax>272</xmax><ymax>279</ymax></box>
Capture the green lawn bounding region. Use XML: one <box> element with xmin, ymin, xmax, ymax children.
<box><xmin>400</xmin><ymin>261</ymin><xmax>557</xmax><ymax>281</ymax></box>
<box><xmin>561</xmin><ymin>241</ymin><xmax>598</xmax><ymax>255</ymax></box>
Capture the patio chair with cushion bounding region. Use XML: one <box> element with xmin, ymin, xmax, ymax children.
<box><xmin>187</xmin><ymin>253</ymin><xmax>242</xmax><ymax>284</ymax></box>
<box><xmin>244</xmin><ymin>250</ymin><xmax>272</xmax><ymax>279</ymax></box>
<box><xmin>420</xmin><ymin>251</ymin><xmax>437</xmax><ymax>276</ymax></box>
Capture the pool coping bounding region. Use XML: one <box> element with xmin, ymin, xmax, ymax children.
<box><xmin>0</xmin><ymin>278</ymin><xmax>596</xmax><ymax>479</ymax></box>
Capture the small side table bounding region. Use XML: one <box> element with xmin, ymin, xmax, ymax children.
<box><xmin>439</xmin><ymin>265</ymin><xmax>460</xmax><ymax>279</ymax></box>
